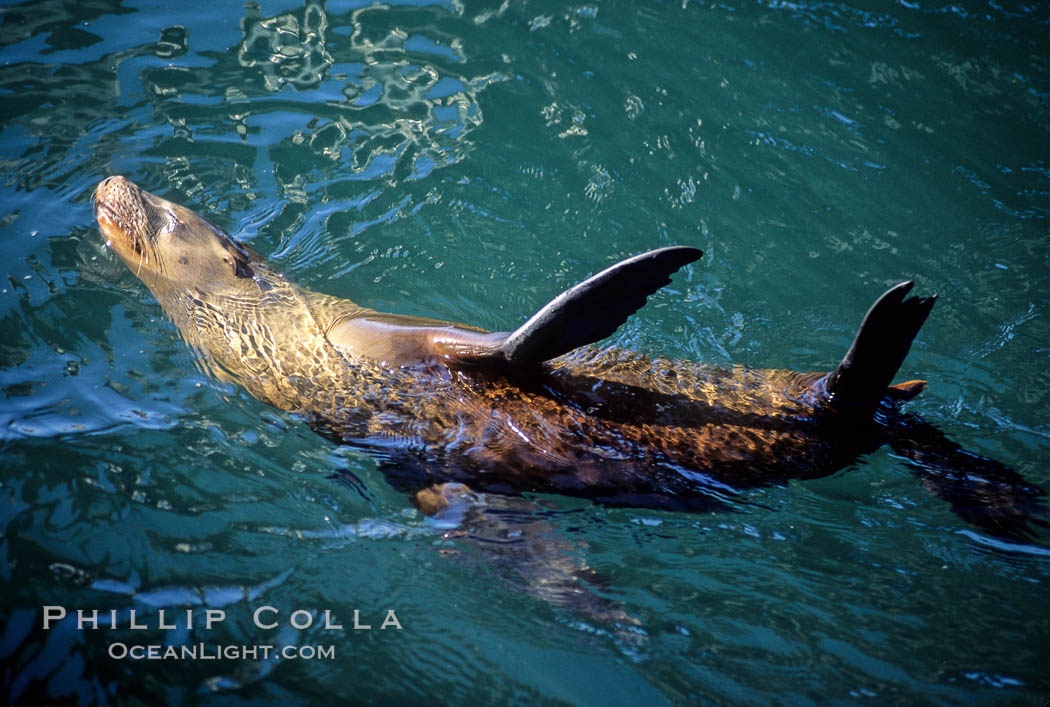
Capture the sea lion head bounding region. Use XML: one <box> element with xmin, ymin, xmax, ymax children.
<box><xmin>94</xmin><ymin>175</ymin><xmax>257</xmax><ymax>294</ymax></box>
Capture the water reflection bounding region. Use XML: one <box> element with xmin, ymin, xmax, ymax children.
<box><xmin>238</xmin><ymin>3</ymin><xmax>332</xmax><ymax>92</ymax></box>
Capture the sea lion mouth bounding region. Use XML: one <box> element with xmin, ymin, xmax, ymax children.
<box><xmin>94</xmin><ymin>175</ymin><xmax>157</xmax><ymax>270</ymax></box>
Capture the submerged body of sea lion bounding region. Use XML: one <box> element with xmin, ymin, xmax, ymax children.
<box><xmin>93</xmin><ymin>176</ymin><xmax>1046</xmax><ymax>543</ymax></box>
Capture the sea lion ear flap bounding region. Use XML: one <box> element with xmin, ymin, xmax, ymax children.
<box><xmin>449</xmin><ymin>246</ymin><xmax>702</xmax><ymax>367</ymax></box>
<box><xmin>233</xmin><ymin>257</ymin><xmax>254</xmax><ymax>279</ymax></box>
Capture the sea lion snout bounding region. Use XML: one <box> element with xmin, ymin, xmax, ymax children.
<box><xmin>95</xmin><ymin>175</ymin><xmax>154</xmax><ymax>265</ymax></box>
<box><xmin>95</xmin><ymin>175</ymin><xmax>138</xmax><ymax>217</ymax></box>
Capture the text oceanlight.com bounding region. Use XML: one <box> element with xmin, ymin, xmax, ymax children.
<box><xmin>108</xmin><ymin>643</ymin><xmax>336</xmax><ymax>661</ymax></box>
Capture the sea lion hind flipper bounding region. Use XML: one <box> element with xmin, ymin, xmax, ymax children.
<box><xmin>890</xmin><ymin>413</ymin><xmax>1050</xmax><ymax>542</ymax></box>
<box><xmin>479</xmin><ymin>246</ymin><xmax>703</xmax><ymax>366</ymax></box>
<box><xmin>827</xmin><ymin>281</ymin><xmax>937</xmax><ymax>410</ymax></box>
<box><xmin>887</xmin><ymin>379</ymin><xmax>928</xmax><ymax>401</ymax></box>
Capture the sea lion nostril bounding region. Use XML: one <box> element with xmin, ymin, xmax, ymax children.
<box><xmin>98</xmin><ymin>175</ymin><xmax>130</xmax><ymax>195</ymax></box>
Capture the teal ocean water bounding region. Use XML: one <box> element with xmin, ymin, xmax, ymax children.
<box><xmin>2</xmin><ymin>0</ymin><xmax>1048</xmax><ymax>703</ymax></box>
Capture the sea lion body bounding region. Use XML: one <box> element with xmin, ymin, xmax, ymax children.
<box><xmin>94</xmin><ymin>176</ymin><xmax>1047</xmax><ymax>535</ymax></box>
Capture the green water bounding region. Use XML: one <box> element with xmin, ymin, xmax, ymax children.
<box><xmin>2</xmin><ymin>0</ymin><xmax>1049</xmax><ymax>703</ymax></box>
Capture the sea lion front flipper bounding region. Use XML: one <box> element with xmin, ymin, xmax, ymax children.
<box><xmin>440</xmin><ymin>246</ymin><xmax>703</xmax><ymax>367</ymax></box>
<box><xmin>325</xmin><ymin>247</ymin><xmax>701</xmax><ymax>368</ymax></box>
<box><xmin>499</xmin><ymin>246</ymin><xmax>702</xmax><ymax>364</ymax></box>
<box><xmin>413</xmin><ymin>483</ymin><xmax>644</xmax><ymax>631</ymax></box>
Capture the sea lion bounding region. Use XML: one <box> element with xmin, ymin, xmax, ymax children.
<box><xmin>93</xmin><ymin>175</ymin><xmax>1047</xmax><ymax>540</ymax></box>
